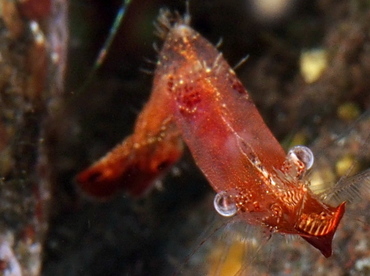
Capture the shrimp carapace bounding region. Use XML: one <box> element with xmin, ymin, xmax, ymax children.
<box><xmin>152</xmin><ymin>11</ymin><xmax>346</xmax><ymax>257</ymax></box>
<box><xmin>76</xmin><ymin>9</ymin><xmax>346</xmax><ymax>257</ymax></box>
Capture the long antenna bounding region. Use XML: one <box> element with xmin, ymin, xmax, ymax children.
<box><xmin>77</xmin><ymin>0</ymin><xmax>132</xmax><ymax>95</ymax></box>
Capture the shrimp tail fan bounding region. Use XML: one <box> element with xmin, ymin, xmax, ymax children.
<box><xmin>300</xmin><ymin>202</ymin><xmax>346</xmax><ymax>258</ymax></box>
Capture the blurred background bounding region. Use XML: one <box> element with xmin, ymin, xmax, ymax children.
<box><xmin>40</xmin><ymin>0</ymin><xmax>370</xmax><ymax>275</ymax></box>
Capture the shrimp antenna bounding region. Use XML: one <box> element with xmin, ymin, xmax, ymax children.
<box><xmin>75</xmin><ymin>0</ymin><xmax>133</xmax><ymax>96</ymax></box>
<box><xmin>184</xmin><ymin>0</ymin><xmax>191</xmax><ymax>25</ymax></box>
<box><xmin>233</xmin><ymin>55</ymin><xmax>250</xmax><ymax>71</ymax></box>
<box><xmin>173</xmin><ymin>216</ymin><xmax>231</xmax><ymax>275</ymax></box>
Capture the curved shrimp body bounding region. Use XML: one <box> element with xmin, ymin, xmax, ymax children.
<box><xmin>155</xmin><ymin>21</ymin><xmax>345</xmax><ymax>257</ymax></box>
<box><xmin>77</xmin><ymin>68</ymin><xmax>184</xmax><ymax>198</ymax></box>
<box><xmin>76</xmin><ymin>10</ymin><xmax>346</xmax><ymax>257</ymax></box>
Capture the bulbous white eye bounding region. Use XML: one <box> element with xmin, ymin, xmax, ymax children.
<box><xmin>213</xmin><ymin>191</ymin><xmax>237</xmax><ymax>217</ymax></box>
<box><xmin>287</xmin><ymin>145</ymin><xmax>314</xmax><ymax>170</ymax></box>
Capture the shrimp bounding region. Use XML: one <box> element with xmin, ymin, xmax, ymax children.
<box><xmin>153</xmin><ymin>10</ymin><xmax>346</xmax><ymax>258</ymax></box>
<box><xmin>76</xmin><ymin>9</ymin><xmax>353</xmax><ymax>258</ymax></box>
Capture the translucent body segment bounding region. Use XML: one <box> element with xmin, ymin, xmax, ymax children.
<box><xmin>76</xmin><ymin>81</ymin><xmax>183</xmax><ymax>198</ymax></box>
<box><xmin>154</xmin><ymin>21</ymin><xmax>345</xmax><ymax>257</ymax></box>
<box><xmin>288</xmin><ymin>145</ymin><xmax>314</xmax><ymax>171</ymax></box>
<box><xmin>155</xmin><ymin>24</ymin><xmax>287</xmax><ymax>194</ymax></box>
<box><xmin>214</xmin><ymin>191</ymin><xmax>237</xmax><ymax>217</ymax></box>
<box><xmin>284</xmin><ymin>145</ymin><xmax>315</xmax><ymax>179</ymax></box>
<box><xmin>76</xmin><ymin>9</ymin><xmax>349</xmax><ymax>258</ymax></box>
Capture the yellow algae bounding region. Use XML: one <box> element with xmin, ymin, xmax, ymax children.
<box><xmin>289</xmin><ymin>131</ymin><xmax>308</xmax><ymax>147</ymax></box>
<box><xmin>207</xmin><ymin>240</ymin><xmax>246</xmax><ymax>276</ymax></box>
<box><xmin>281</xmin><ymin>131</ymin><xmax>308</xmax><ymax>152</ymax></box>
<box><xmin>309</xmin><ymin>168</ymin><xmax>336</xmax><ymax>194</ymax></box>
<box><xmin>337</xmin><ymin>102</ymin><xmax>361</xmax><ymax>121</ymax></box>
<box><xmin>335</xmin><ymin>154</ymin><xmax>360</xmax><ymax>177</ymax></box>
<box><xmin>250</xmin><ymin>0</ymin><xmax>293</xmax><ymax>22</ymax></box>
<box><xmin>300</xmin><ymin>49</ymin><xmax>328</xmax><ymax>83</ymax></box>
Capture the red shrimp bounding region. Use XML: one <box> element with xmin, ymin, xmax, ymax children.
<box><xmin>77</xmin><ymin>9</ymin><xmax>348</xmax><ymax>258</ymax></box>
<box><xmin>151</xmin><ymin>10</ymin><xmax>345</xmax><ymax>258</ymax></box>
<box><xmin>76</xmin><ymin>83</ymin><xmax>183</xmax><ymax>198</ymax></box>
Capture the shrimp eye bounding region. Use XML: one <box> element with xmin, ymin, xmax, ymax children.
<box><xmin>287</xmin><ymin>145</ymin><xmax>314</xmax><ymax>171</ymax></box>
<box><xmin>213</xmin><ymin>191</ymin><xmax>237</xmax><ymax>217</ymax></box>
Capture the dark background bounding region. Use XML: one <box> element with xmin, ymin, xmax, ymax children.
<box><xmin>42</xmin><ymin>0</ymin><xmax>370</xmax><ymax>275</ymax></box>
